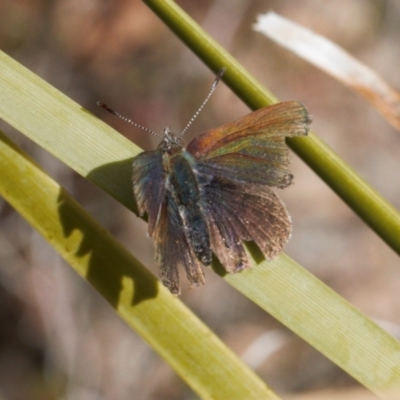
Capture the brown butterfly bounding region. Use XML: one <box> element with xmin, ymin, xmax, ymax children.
<box><xmin>99</xmin><ymin>69</ymin><xmax>311</xmax><ymax>294</ymax></box>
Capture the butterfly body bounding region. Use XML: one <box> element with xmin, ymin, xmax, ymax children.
<box><xmin>132</xmin><ymin>101</ymin><xmax>311</xmax><ymax>295</ymax></box>
<box><xmin>162</xmin><ymin>135</ymin><xmax>212</xmax><ymax>267</ymax></box>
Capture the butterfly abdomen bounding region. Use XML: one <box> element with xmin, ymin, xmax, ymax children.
<box><xmin>166</xmin><ymin>151</ymin><xmax>212</xmax><ymax>266</ymax></box>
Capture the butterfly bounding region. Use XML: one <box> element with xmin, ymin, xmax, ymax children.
<box><xmin>98</xmin><ymin>69</ymin><xmax>311</xmax><ymax>295</ymax></box>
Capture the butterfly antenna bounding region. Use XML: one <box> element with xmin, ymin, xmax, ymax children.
<box><xmin>97</xmin><ymin>102</ymin><xmax>161</xmax><ymax>138</ymax></box>
<box><xmin>180</xmin><ymin>67</ymin><xmax>226</xmax><ymax>136</ymax></box>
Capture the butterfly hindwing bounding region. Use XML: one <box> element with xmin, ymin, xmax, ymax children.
<box><xmin>198</xmin><ymin>171</ymin><xmax>291</xmax><ymax>273</ymax></box>
<box><xmin>153</xmin><ymin>193</ymin><xmax>205</xmax><ymax>295</ymax></box>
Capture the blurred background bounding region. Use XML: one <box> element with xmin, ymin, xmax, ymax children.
<box><xmin>1</xmin><ymin>0</ymin><xmax>400</xmax><ymax>399</ymax></box>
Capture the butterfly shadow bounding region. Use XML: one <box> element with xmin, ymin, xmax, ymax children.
<box><xmin>57</xmin><ymin>158</ymin><xmax>159</xmax><ymax>309</ymax></box>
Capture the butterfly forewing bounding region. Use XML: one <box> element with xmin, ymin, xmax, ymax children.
<box><xmin>187</xmin><ymin>101</ymin><xmax>309</xmax><ymax>190</ymax></box>
<box><xmin>132</xmin><ymin>150</ymin><xmax>166</xmax><ymax>236</ymax></box>
<box><xmin>196</xmin><ymin>153</ymin><xmax>293</xmax><ymax>189</ymax></box>
<box><xmin>187</xmin><ymin>101</ymin><xmax>309</xmax><ymax>159</ymax></box>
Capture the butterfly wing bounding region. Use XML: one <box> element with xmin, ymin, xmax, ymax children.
<box><xmin>198</xmin><ymin>173</ymin><xmax>291</xmax><ymax>272</ymax></box>
<box><xmin>188</xmin><ymin>101</ymin><xmax>310</xmax><ymax>272</ymax></box>
<box><xmin>153</xmin><ymin>193</ymin><xmax>205</xmax><ymax>294</ymax></box>
<box><xmin>132</xmin><ymin>150</ymin><xmax>165</xmax><ymax>235</ymax></box>
<box><xmin>187</xmin><ymin>101</ymin><xmax>310</xmax><ymax>189</ymax></box>
<box><xmin>132</xmin><ymin>150</ymin><xmax>205</xmax><ymax>294</ymax></box>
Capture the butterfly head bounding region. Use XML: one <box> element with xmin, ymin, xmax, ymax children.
<box><xmin>158</xmin><ymin>127</ymin><xmax>183</xmax><ymax>155</ymax></box>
